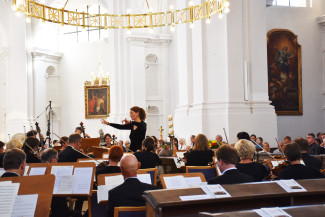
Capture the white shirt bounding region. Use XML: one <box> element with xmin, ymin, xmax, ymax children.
<box><xmin>221</xmin><ymin>167</ymin><xmax>237</xmax><ymax>175</ymax></box>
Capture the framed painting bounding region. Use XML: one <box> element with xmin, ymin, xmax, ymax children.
<box><xmin>84</xmin><ymin>85</ymin><xmax>110</xmax><ymax>119</ymax></box>
<box><xmin>267</xmin><ymin>29</ymin><xmax>302</xmax><ymax>115</ymax></box>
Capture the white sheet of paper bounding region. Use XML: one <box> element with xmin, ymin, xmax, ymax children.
<box><xmin>29</xmin><ymin>167</ymin><xmax>46</xmax><ymax>176</ymax></box>
<box><xmin>271</xmin><ymin>160</ymin><xmax>284</xmax><ymax>167</ymax></box>
<box><xmin>201</xmin><ymin>185</ymin><xmax>231</xmax><ymax>198</ymax></box>
<box><xmin>173</xmin><ymin>157</ymin><xmax>185</xmax><ymax>169</ymax></box>
<box><xmin>51</xmin><ymin>166</ymin><xmax>74</xmax><ymax>194</ymax></box>
<box><xmin>179</xmin><ymin>194</ymin><xmax>211</xmax><ymax>201</ymax></box>
<box><xmin>97</xmin><ymin>185</ymin><xmax>111</xmax><ymax>203</ymax></box>
<box><xmin>104</xmin><ymin>175</ymin><xmax>124</xmax><ymax>187</ymax></box>
<box><xmin>24</xmin><ymin>166</ymin><xmax>29</xmax><ymax>176</ymax></box>
<box><xmin>0</xmin><ymin>183</ymin><xmax>20</xmax><ymax>217</ymax></box>
<box><xmin>0</xmin><ymin>168</ymin><xmax>5</xmax><ymax>177</ymax></box>
<box><xmin>163</xmin><ymin>176</ymin><xmax>188</xmax><ymax>189</ymax></box>
<box><xmin>72</xmin><ymin>167</ymin><xmax>93</xmax><ymax>194</ymax></box>
<box><xmin>78</xmin><ymin>160</ymin><xmax>105</xmax><ymax>166</ymax></box>
<box><xmin>58</xmin><ymin>175</ymin><xmax>74</xmax><ymax>194</ymax></box>
<box><xmin>254</xmin><ymin>208</ymin><xmax>292</xmax><ymax>217</ymax></box>
<box><xmin>103</xmin><ymin>154</ymin><xmax>109</xmax><ymax>159</ymax></box>
<box><xmin>137</xmin><ymin>174</ymin><xmax>152</xmax><ymax>185</ymax></box>
<box><xmin>176</xmin><ymin>152</ymin><xmax>185</xmax><ymax>159</ymax></box>
<box><xmin>185</xmin><ymin>177</ymin><xmax>203</xmax><ymax>188</ymax></box>
<box><xmin>11</xmin><ymin>194</ymin><xmax>38</xmax><ymax>217</ymax></box>
<box><xmin>276</xmin><ymin>179</ymin><xmax>307</xmax><ymax>193</ymax></box>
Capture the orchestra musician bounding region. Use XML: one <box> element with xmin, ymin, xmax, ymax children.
<box><xmin>75</xmin><ymin>126</ymin><xmax>90</xmax><ymax>138</ymax></box>
<box><xmin>58</xmin><ymin>133</ymin><xmax>88</xmax><ymax>162</ymax></box>
<box><xmin>101</xmin><ymin>106</ymin><xmax>147</xmax><ymax>152</ymax></box>
<box><xmin>186</xmin><ymin>134</ymin><xmax>214</xmax><ymax>166</ymax></box>
<box><xmin>134</xmin><ymin>137</ymin><xmax>161</xmax><ymax>169</ymax></box>
<box><xmin>59</xmin><ymin>136</ymin><xmax>69</xmax><ymax>152</ymax></box>
<box><xmin>41</xmin><ymin>148</ymin><xmax>58</xmax><ymax>163</ymax></box>
<box><xmin>102</xmin><ymin>133</ymin><xmax>112</xmax><ymax>147</ymax></box>
<box><xmin>1</xmin><ymin>148</ymin><xmax>26</xmax><ymax>177</ymax></box>
<box><xmin>22</xmin><ymin>137</ymin><xmax>41</xmax><ymax>163</ymax></box>
<box><xmin>294</xmin><ymin>137</ymin><xmax>322</xmax><ymax>169</ymax></box>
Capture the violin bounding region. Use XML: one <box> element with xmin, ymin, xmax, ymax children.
<box><xmin>24</xmin><ymin>141</ymin><xmax>41</xmax><ymax>160</ymax></box>
<box><xmin>80</xmin><ymin>122</ymin><xmax>86</xmax><ymax>138</ymax></box>
<box><xmin>35</xmin><ymin>122</ymin><xmax>45</xmax><ymax>150</ymax></box>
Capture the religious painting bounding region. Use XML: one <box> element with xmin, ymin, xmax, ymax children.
<box><xmin>267</xmin><ymin>29</ymin><xmax>302</xmax><ymax>115</ymax></box>
<box><xmin>84</xmin><ymin>85</ymin><xmax>110</xmax><ymax>119</ymax></box>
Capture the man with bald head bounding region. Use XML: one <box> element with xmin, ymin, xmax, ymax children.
<box><xmin>107</xmin><ymin>155</ymin><xmax>158</xmax><ymax>217</ymax></box>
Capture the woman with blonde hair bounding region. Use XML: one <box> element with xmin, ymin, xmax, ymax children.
<box><xmin>234</xmin><ymin>139</ymin><xmax>269</xmax><ymax>181</ymax></box>
<box><xmin>186</xmin><ymin>134</ymin><xmax>214</xmax><ymax>166</ymax></box>
<box><xmin>5</xmin><ymin>139</ymin><xmax>23</xmax><ymax>150</ymax></box>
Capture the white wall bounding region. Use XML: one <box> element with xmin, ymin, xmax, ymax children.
<box><xmin>266</xmin><ymin>3</ymin><xmax>325</xmax><ymax>141</ymax></box>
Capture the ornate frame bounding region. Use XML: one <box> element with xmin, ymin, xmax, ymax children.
<box><xmin>84</xmin><ymin>85</ymin><xmax>110</xmax><ymax>119</ymax></box>
<box><xmin>267</xmin><ymin>29</ymin><xmax>302</xmax><ymax>116</ymax></box>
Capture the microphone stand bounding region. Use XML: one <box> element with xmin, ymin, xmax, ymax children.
<box><xmin>46</xmin><ymin>101</ymin><xmax>54</xmax><ymax>142</ymax></box>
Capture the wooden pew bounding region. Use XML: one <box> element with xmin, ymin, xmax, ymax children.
<box><xmin>199</xmin><ymin>204</ymin><xmax>325</xmax><ymax>217</ymax></box>
<box><xmin>0</xmin><ymin>175</ymin><xmax>55</xmax><ymax>217</ymax></box>
<box><xmin>143</xmin><ymin>179</ymin><xmax>325</xmax><ymax>217</ymax></box>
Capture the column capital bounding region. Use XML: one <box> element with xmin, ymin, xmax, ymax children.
<box><xmin>31</xmin><ymin>48</ymin><xmax>63</xmax><ymax>62</ymax></box>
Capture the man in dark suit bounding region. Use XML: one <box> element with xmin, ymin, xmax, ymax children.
<box><xmin>208</xmin><ymin>145</ymin><xmax>254</xmax><ymax>185</ymax></box>
<box><xmin>1</xmin><ymin>148</ymin><xmax>26</xmax><ymax>177</ymax></box>
<box><xmin>58</xmin><ymin>133</ymin><xmax>87</xmax><ymax>162</ymax></box>
<box><xmin>278</xmin><ymin>142</ymin><xmax>324</xmax><ymax>180</ymax></box>
<box><xmin>107</xmin><ymin>155</ymin><xmax>158</xmax><ymax>217</ymax></box>
<box><xmin>307</xmin><ymin>133</ymin><xmax>322</xmax><ymax>155</ymax></box>
<box><xmin>295</xmin><ymin>137</ymin><xmax>322</xmax><ymax>169</ymax></box>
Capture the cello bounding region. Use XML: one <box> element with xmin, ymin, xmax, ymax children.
<box><xmin>35</xmin><ymin>122</ymin><xmax>45</xmax><ymax>150</ymax></box>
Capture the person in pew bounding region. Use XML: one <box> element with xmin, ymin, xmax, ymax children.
<box><xmin>294</xmin><ymin>137</ymin><xmax>322</xmax><ymax>170</ymax></box>
<box><xmin>22</xmin><ymin>137</ymin><xmax>41</xmax><ymax>163</ymax></box>
<box><xmin>96</xmin><ymin>145</ymin><xmax>123</xmax><ymax>181</ymax></box>
<box><xmin>58</xmin><ymin>133</ymin><xmax>88</xmax><ymax>162</ymax></box>
<box><xmin>234</xmin><ymin>139</ymin><xmax>269</xmax><ymax>182</ymax></box>
<box><xmin>107</xmin><ymin>155</ymin><xmax>158</xmax><ymax>217</ymax></box>
<box><xmin>41</xmin><ymin>148</ymin><xmax>58</xmax><ymax>163</ymax></box>
<box><xmin>186</xmin><ymin>134</ymin><xmax>214</xmax><ymax>166</ymax></box>
<box><xmin>1</xmin><ymin>148</ymin><xmax>26</xmax><ymax>177</ymax></box>
<box><xmin>134</xmin><ymin>137</ymin><xmax>161</xmax><ymax>169</ymax></box>
<box><xmin>208</xmin><ymin>145</ymin><xmax>254</xmax><ymax>185</ymax></box>
<box><xmin>278</xmin><ymin>142</ymin><xmax>324</xmax><ymax>180</ymax></box>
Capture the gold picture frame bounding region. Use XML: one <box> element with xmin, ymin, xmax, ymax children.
<box><xmin>267</xmin><ymin>29</ymin><xmax>302</xmax><ymax>116</ymax></box>
<box><xmin>84</xmin><ymin>85</ymin><xmax>110</xmax><ymax>119</ymax></box>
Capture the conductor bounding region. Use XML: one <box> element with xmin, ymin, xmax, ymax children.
<box><xmin>101</xmin><ymin>106</ymin><xmax>146</xmax><ymax>152</ymax></box>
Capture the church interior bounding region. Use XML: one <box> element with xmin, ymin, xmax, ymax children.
<box><xmin>1</xmin><ymin>0</ymin><xmax>325</xmax><ymax>217</ymax></box>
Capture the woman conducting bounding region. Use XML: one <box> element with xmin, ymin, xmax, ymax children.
<box><xmin>101</xmin><ymin>106</ymin><xmax>146</xmax><ymax>152</ymax></box>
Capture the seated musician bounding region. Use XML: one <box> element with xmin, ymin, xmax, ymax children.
<box><xmin>278</xmin><ymin>142</ymin><xmax>324</xmax><ymax>180</ymax></box>
<box><xmin>101</xmin><ymin>133</ymin><xmax>112</xmax><ymax>147</ymax></box>
<box><xmin>1</xmin><ymin>148</ymin><xmax>26</xmax><ymax>177</ymax></box>
<box><xmin>186</xmin><ymin>134</ymin><xmax>214</xmax><ymax>166</ymax></box>
<box><xmin>96</xmin><ymin>145</ymin><xmax>123</xmax><ymax>181</ymax></box>
<box><xmin>208</xmin><ymin>145</ymin><xmax>254</xmax><ymax>184</ymax></box>
<box><xmin>1</xmin><ymin>139</ymin><xmax>24</xmax><ymax>169</ymax></box>
<box><xmin>235</xmin><ymin>139</ymin><xmax>269</xmax><ymax>182</ymax></box>
<box><xmin>26</xmin><ymin>130</ymin><xmax>37</xmax><ymax>138</ymax></box>
<box><xmin>294</xmin><ymin>137</ymin><xmax>321</xmax><ymax>170</ymax></box>
<box><xmin>58</xmin><ymin>133</ymin><xmax>88</xmax><ymax>162</ymax></box>
<box><xmin>273</xmin><ymin>141</ymin><xmax>284</xmax><ymax>155</ymax></box>
<box><xmin>59</xmin><ymin>136</ymin><xmax>69</xmax><ymax>152</ymax></box>
<box><xmin>41</xmin><ymin>148</ymin><xmax>58</xmax><ymax>163</ymax></box>
<box><xmin>22</xmin><ymin>137</ymin><xmax>41</xmax><ymax>163</ymax></box>
<box><xmin>75</xmin><ymin>126</ymin><xmax>90</xmax><ymax>138</ymax></box>
<box><xmin>134</xmin><ymin>137</ymin><xmax>161</xmax><ymax>169</ymax></box>
<box><xmin>107</xmin><ymin>155</ymin><xmax>158</xmax><ymax>217</ymax></box>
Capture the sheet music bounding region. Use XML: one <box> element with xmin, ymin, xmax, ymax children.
<box><xmin>104</xmin><ymin>175</ymin><xmax>124</xmax><ymax>187</ymax></box>
<box><xmin>163</xmin><ymin>176</ymin><xmax>188</xmax><ymax>189</ymax></box>
<box><xmin>137</xmin><ymin>174</ymin><xmax>152</xmax><ymax>185</ymax></box>
<box><xmin>72</xmin><ymin>167</ymin><xmax>93</xmax><ymax>194</ymax></box>
<box><xmin>11</xmin><ymin>194</ymin><xmax>38</xmax><ymax>217</ymax></box>
<box><xmin>97</xmin><ymin>185</ymin><xmax>111</xmax><ymax>203</ymax></box>
<box><xmin>58</xmin><ymin>175</ymin><xmax>74</xmax><ymax>194</ymax></box>
<box><xmin>176</xmin><ymin>152</ymin><xmax>185</xmax><ymax>159</ymax></box>
<box><xmin>179</xmin><ymin>194</ymin><xmax>211</xmax><ymax>201</ymax></box>
<box><xmin>0</xmin><ymin>182</ymin><xmax>20</xmax><ymax>217</ymax></box>
<box><xmin>24</xmin><ymin>166</ymin><xmax>29</xmax><ymax>176</ymax></box>
<box><xmin>271</xmin><ymin>160</ymin><xmax>285</xmax><ymax>167</ymax></box>
<box><xmin>51</xmin><ymin>166</ymin><xmax>74</xmax><ymax>194</ymax></box>
<box><xmin>173</xmin><ymin>157</ymin><xmax>185</xmax><ymax>169</ymax></box>
<box><xmin>78</xmin><ymin>160</ymin><xmax>105</xmax><ymax>166</ymax></box>
<box><xmin>103</xmin><ymin>154</ymin><xmax>109</xmax><ymax>159</ymax></box>
<box><xmin>276</xmin><ymin>179</ymin><xmax>307</xmax><ymax>193</ymax></box>
<box><xmin>254</xmin><ymin>207</ymin><xmax>292</xmax><ymax>217</ymax></box>
<box><xmin>201</xmin><ymin>185</ymin><xmax>231</xmax><ymax>198</ymax></box>
<box><xmin>0</xmin><ymin>168</ymin><xmax>5</xmax><ymax>177</ymax></box>
<box><xmin>29</xmin><ymin>167</ymin><xmax>46</xmax><ymax>176</ymax></box>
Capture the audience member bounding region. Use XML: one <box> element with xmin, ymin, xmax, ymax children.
<box><xmin>107</xmin><ymin>155</ymin><xmax>158</xmax><ymax>217</ymax></box>
<box><xmin>295</xmin><ymin>137</ymin><xmax>322</xmax><ymax>169</ymax></box>
<box><xmin>134</xmin><ymin>137</ymin><xmax>161</xmax><ymax>169</ymax></box>
<box><xmin>96</xmin><ymin>145</ymin><xmax>123</xmax><ymax>181</ymax></box>
<box><xmin>278</xmin><ymin>143</ymin><xmax>324</xmax><ymax>180</ymax></box>
<box><xmin>208</xmin><ymin>145</ymin><xmax>254</xmax><ymax>184</ymax></box>
<box><xmin>307</xmin><ymin>133</ymin><xmax>322</xmax><ymax>155</ymax></box>
<box><xmin>1</xmin><ymin>148</ymin><xmax>26</xmax><ymax>177</ymax></box>
<box><xmin>186</xmin><ymin>134</ymin><xmax>214</xmax><ymax>166</ymax></box>
<box><xmin>235</xmin><ymin>139</ymin><xmax>269</xmax><ymax>182</ymax></box>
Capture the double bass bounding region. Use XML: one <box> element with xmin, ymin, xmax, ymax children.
<box><xmin>80</xmin><ymin>122</ymin><xmax>86</xmax><ymax>138</ymax></box>
<box><xmin>35</xmin><ymin>122</ymin><xmax>45</xmax><ymax>150</ymax></box>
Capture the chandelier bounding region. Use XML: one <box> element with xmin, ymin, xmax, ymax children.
<box><xmin>84</xmin><ymin>60</ymin><xmax>110</xmax><ymax>87</ymax></box>
<box><xmin>12</xmin><ymin>0</ymin><xmax>230</xmax><ymax>31</ymax></box>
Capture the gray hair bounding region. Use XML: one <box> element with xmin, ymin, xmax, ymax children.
<box><xmin>41</xmin><ymin>148</ymin><xmax>58</xmax><ymax>163</ymax></box>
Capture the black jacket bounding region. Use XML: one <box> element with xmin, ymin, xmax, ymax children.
<box><xmin>186</xmin><ymin>150</ymin><xmax>214</xmax><ymax>166</ymax></box>
<box><xmin>107</xmin><ymin>178</ymin><xmax>158</xmax><ymax>217</ymax></box>
<box><xmin>95</xmin><ymin>166</ymin><xmax>121</xmax><ymax>182</ymax></box>
<box><xmin>134</xmin><ymin>151</ymin><xmax>161</xmax><ymax>169</ymax></box>
<box><xmin>109</xmin><ymin>121</ymin><xmax>146</xmax><ymax>152</ymax></box>
<box><xmin>58</xmin><ymin>146</ymin><xmax>87</xmax><ymax>162</ymax></box>
<box><xmin>278</xmin><ymin>164</ymin><xmax>324</xmax><ymax>180</ymax></box>
<box><xmin>1</xmin><ymin>172</ymin><xmax>19</xmax><ymax>177</ymax></box>
<box><xmin>208</xmin><ymin>169</ymin><xmax>254</xmax><ymax>185</ymax></box>
<box><xmin>236</xmin><ymin>162</ymin><xmax>269</xmax><ymax>182</ymax></box>
<box><xmin>302</xmin><ymin>153</ymin><xmax>322</xmax><ymax>170</ymax></box>
<box><xmin>308</xmin><ymin>142</ymin><xmax>322</xmax><ymax>155</ymax></box>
